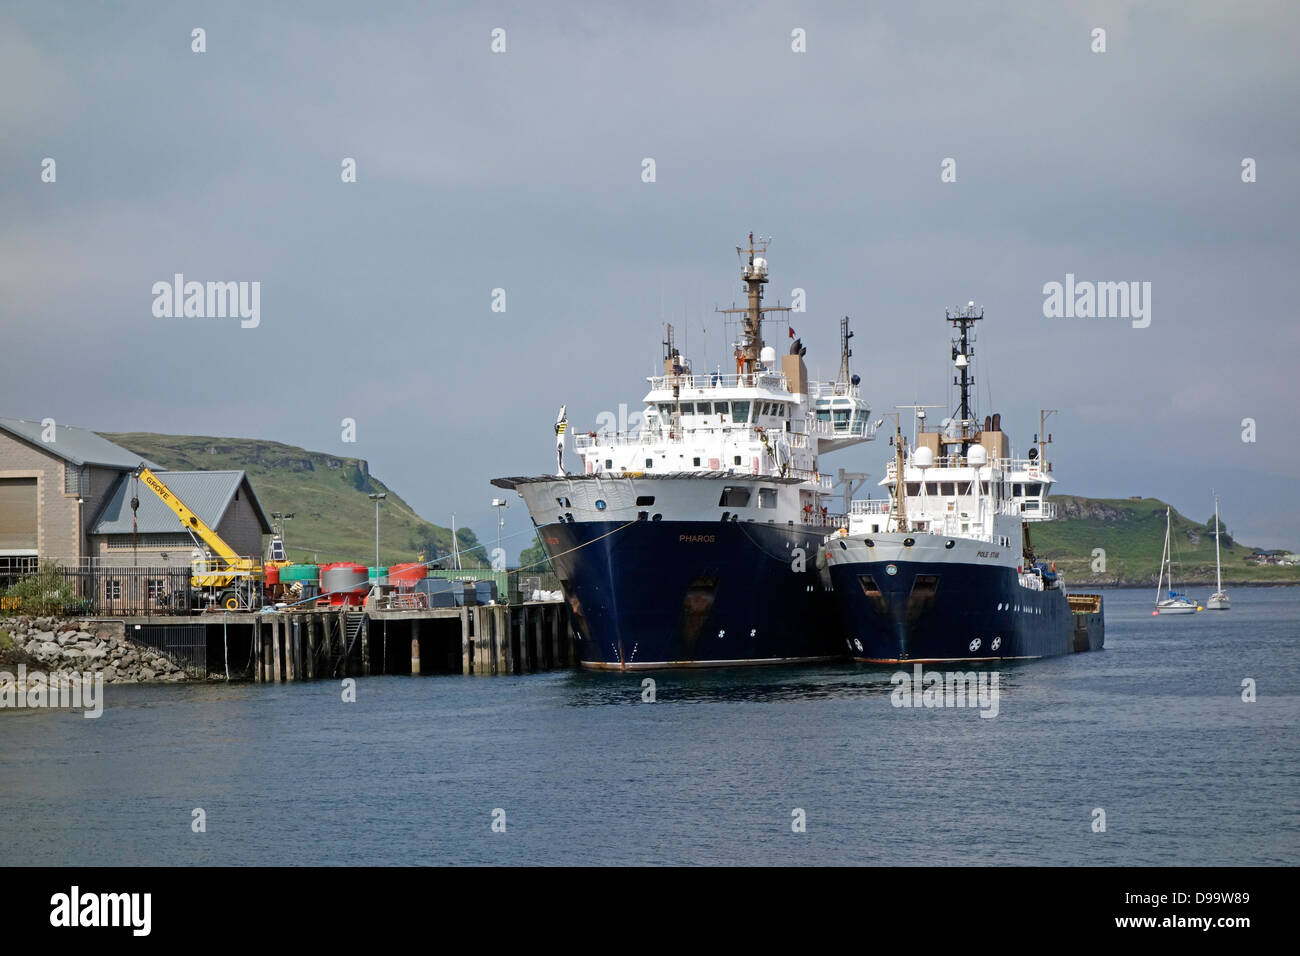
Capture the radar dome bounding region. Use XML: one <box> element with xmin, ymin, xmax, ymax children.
<box><xmin>913</xmin><ymin>446</ymin><xmax>935</xmax><ymax>468</ymax></box>
<box><xmin>760</xmin><ymin>346</ymin><xmax>776</xmax><ymax>365</ymax></box>
<box><xmin>967</xmin><ymin>444</ymin><xmax>988</xmax><ymax>466</ymax></box>
<box><xmin>753</xmin><ymin>256</ymin><xmax>768</xmax><ymax>276</ymax></box>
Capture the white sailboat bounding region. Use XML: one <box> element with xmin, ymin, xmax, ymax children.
<box><xmin>1155</xmin><ymin>506</ymin><xmax>1199</xmax><ymax>614</ymax></box>
<box><xmin>1206</xmin><ymin>493</ymin><xmax>1230</xmax><ymax>610</ymax></box>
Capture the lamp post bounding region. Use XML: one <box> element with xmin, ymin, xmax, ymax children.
<box><xmin>491</xmin><ymin>498</ymin><xmax>508</xmax><ymax>571</ymax></box>
<box><xmin>368</xmin><ymin>493</ymin><xmax>386</xmax><ymax>568</ymax></box>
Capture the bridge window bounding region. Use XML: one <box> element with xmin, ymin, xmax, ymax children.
<box><xmin>758</xmin><ymin>488</ymin><xmax>777</xmax><ymax>508</ymax></box>
<box><xmin>906</xmin><ymin>482</ymin><xmax>921</xmax><ymax>496</ymax></box>
<box><xmin>940</xmin><ymin>482</ymin><xmax>955</xmax><ymax>496</ymax></box>
<box><xmin>731</xmin><ymin>401</ymin><xmax>750</xmax><ymax>423</ymax></box>
<box><xmin>1013</xmin><ymin>483</ymin><xmax>1024</xmax><ymax>496</ymax></box>
<box><xmin>697</xmin><ymin>401</ymin><xmax>712</xmax><ymax>415</ymax></box>
<box><xmin>680</xmin><ymin>402</ymin><xmax>694</xmax><ymax>414</ymax></box>
<box><xmin>1026</xmin><ymin>483</ymin><xmax>1042</xmax><ymax>496</ymax></box>
<box><xmin>719</xmin><ymin>487</ymin><xmax>751</xmax><ymax>508</ymax></box>
<box><xmin>926</xmin><ymin>482</ymin><xmax>940</xmax><ymax>496</ymax></box>
<box><xmin>815</xmin><ymin>409</ymin><xmax>830</xmax><ymax>422</ymax></box>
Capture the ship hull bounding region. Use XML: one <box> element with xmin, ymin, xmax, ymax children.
<box><xmin>825</xmin><ymin>555</ymin><xmax>1104</xmax><ymax>663</ymax></box>
<box><xmin>539</xmin><ymin>519</ymin><xmax>841</xmax><ymax>669</ymax></box>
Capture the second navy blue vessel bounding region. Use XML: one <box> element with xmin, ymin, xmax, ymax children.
<box><xmin>818</xmin><ymin>303</ymin><xmax>1104</xmax><ymax>663</ymax></box>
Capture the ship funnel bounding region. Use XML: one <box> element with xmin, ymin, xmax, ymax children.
<box><xmin>991</xmin><ymin>412</ymin><xmax>1001</xmax><ymax>430</ymax></box>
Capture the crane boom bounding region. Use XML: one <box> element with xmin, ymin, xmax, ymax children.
<box><xmin>137</xmin><ymin>467</ymin><xmax>245</xmax><ymax>565</ymax></box>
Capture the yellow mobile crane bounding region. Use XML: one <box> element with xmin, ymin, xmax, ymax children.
<box><xmin>133</xmin><ymin>466</ymin><xmax>266</xmax><ymax>611</ymax></box>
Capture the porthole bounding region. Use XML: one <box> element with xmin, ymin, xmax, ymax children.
<box><xmin>863</xmin><ymin>538</ymin><xmax>874</xmax><ymax>548</ymax></box>
<box><xmin>885</xmin><ymin>564</ymin><xmax>898</xmax><ymax>576</ymax></box>
<box><xmin>945</xmin><ymin>539</ymin><xmax>955</xmax><ymax>549</ymax></box>
<box><xmin>652</xmin><ymin>513</ymin><xmax>663</xmax><ymax>522</ymax></box>
<box><xmin>839</xmin><ymin>541</ymin><xmax>847</xmax><ymax>550</ymax></box>
<box><xmin>903</xmin><ymin>537</ymin><xmax>915</xmax><ymax>547</ymax></box>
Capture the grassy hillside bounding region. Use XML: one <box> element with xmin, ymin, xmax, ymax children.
<box><xmin>1032</xmin><ymin>495</ymin><xmax>1298</xmax><ymax>587</ymax></box>
<box><xmin>101</xmin><ymin>433</ymin><xmax>485</xmax><ymax>567</ymax></box>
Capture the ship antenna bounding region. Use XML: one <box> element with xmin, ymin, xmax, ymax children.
<box><xmin>945</xmin><ymin>301</ymin><xmax>983</xmax><ymax>453</ymax></box>
<box><xmin>837</xmin><ymin>315</ymin><xmax>854</xmax><ymax>387</ymax></box>
<box><xmin>716</xmin><ymin>232</ymin><xmax>789</xmax><ymax>379</ymax></box>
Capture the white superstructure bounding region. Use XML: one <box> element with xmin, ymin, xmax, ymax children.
<box><xmin>529</xmin><ymin>235</ymin><xmax>877</xmax><ymax>528</ymax></box>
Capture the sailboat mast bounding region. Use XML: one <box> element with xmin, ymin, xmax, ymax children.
<box><xmin>1214</xmin><ymin>494</ymin><xmax>1223</xmax><ymax>593</ymax></box>
<box><xmin>1156</xmin><ymin>507</ymin><xmax>1170</xmax><ymax>603</ymax></box>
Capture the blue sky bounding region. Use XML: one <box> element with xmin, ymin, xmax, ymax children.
<box><xmin>2</xmin><ymin>1</ymin><xmax>1297</xmax><ymax>553</ymax></box>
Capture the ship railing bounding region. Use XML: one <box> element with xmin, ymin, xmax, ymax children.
<box><xmin>808</xmin><ymin>381</ymin><xmax>862</xmax><ymax>401</ymax></box>
<box><xmin>891</xmin><ymin>455</ymin><xmax>1055</xmax><ymax>475</ymax></box>
<box><xmin>574</xmin><ymin>424</ymin><xmax>821</xmax><ymax>450</ymax></box>
<box><xmin>647</xmin><ymin>371</ymin><xmax>789</xmax><ymax>392</ymax></box>
<box><xmin>850</xmin><ymin>499</ymin><xmax>892</xmax><ymax>515</ymax></box>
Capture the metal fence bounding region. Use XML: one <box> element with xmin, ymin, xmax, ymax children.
<box><xmin>135</xmin><ymin>624</ymin><xmax>208</xmax><ymax>677</ymax></box>
<box><xmin>3</xmin><ymin>565</ymin><xmax>199</xmax><ymax>617</ymax></box>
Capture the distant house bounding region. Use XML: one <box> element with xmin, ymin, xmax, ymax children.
<box><xmin>0</xmin><ymin>417</ymin><xmax>271</xmax><ymax>580</ymax></box>
<box><xmin>1249</xmin><ymin>549</ymin><xmax>1291</xmax><ymax>565</ymax></box>
<box><xmin>88</xmin><ymin>470</ymin><xmax>272</xmax><ymax>568</ymax></box>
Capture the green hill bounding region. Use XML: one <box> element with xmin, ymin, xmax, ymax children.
<box><xmin>1032</xmin><ymin>495</ymin><xmax>1298</xmax><ymax>587</ymax></box>
<box><xmin>101</xmin><ymin>432</ymin><xmax>485</xmax><ymax>568</ymax></box>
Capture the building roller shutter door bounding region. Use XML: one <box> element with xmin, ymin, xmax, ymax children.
<box><xmin>0</xmin><ymin>478</ymin><xmax>38</xmax><ymax>552</ymax></box>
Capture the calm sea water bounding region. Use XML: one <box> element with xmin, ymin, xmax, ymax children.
<box><xmin>2</xmin><ymin>587</ymin><xmax>1297</xmax><ymax>866</ymax></box>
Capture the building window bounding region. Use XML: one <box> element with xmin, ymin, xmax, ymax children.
<box><xmin>104</xmin><ymin>580</ymin><xmax>122</xmax><ymax>600</ymax></box>
<box><xmin>105</xmin><ymin>534</ymin><xmax>191</xmax><ymax>551</ymax></box>
<box><xmin>64</xmin><ymin>464</ymin><xmax>91</xmax><ymax>496</ymax></box>
<box><xmin>0</xmin><ymin>556</ymin><xmax>39</xmax><ymax>592</ymax></box>
<box><xmin>147</xmin><ymin>579</ymin><xmax>167</xmax><ymax>600</ymax></box>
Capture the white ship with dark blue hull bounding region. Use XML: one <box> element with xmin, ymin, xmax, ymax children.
<box><xmin>494</xmin><ymin>235</ymin><xmax>878</xmax><ymax>670</ymax></box>
<box><xmin>819</xmin><ymin>303</ymin><xmax>1104</xmax><ymax>664</ymax></box>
